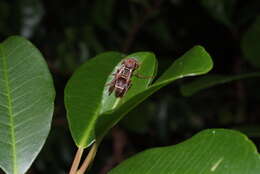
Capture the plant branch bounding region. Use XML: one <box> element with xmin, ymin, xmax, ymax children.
<box><xmin>69</xmin><ymin>147</ymin><xmax>84</xmax><ymax>174</ymax></box>
<box><xmin>77</xmin><ymin>142</ymin><xmax>99</xmax><ymax>174</ymax></box>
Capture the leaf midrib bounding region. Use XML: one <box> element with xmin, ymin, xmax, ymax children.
<box><xmin>0</xmin><ymin>44</ymin><xmax>17</xmax><ymax>174</ymax></box>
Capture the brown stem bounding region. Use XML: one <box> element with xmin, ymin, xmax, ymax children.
<box><xmin>77</xmin><ymin>143</ymin><xmax>98</xmax><ymax>174</ymax></box>
<box><xmin>99</xmin><ymin>127</ymin><xmax>127</xmax><ymax>174</ymax></box>
<box><xmin>69</xmin><ymin>147</ymin><xmax>84</xmax><ymax>174</ymax></box>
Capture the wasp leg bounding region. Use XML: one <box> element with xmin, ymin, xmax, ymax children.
<box><xmin>134</xmin><ymin>73</ymin><xmax>154</xmax><ymax>79</ymax></box>
<box><xmin>119</xmin><ymin>80</ymin><xmax>132</xmax><ymax>97</ymax></box>
<box><xmin>106</xmin><ymin>77</ymin><xmax>116</xmax><ymax>86</ymax></box>
<box><xmin>126</xmin><ymin>80</ymin><xmax>132</xmax><ymax>91</ymax></box>
<box><xmin>108</xmin><ymin>86</ymin><xmax>115</xmax><ymax>95</ymax></box>
<box><xmin>107</xmin><ymin>79</ymin><xmax>116</xmax><ymax>95</ymax></box>
<box><xmin>108</xmin><ymin>84</ymin><xmax>115</xmax><ymax>95</ymax></box>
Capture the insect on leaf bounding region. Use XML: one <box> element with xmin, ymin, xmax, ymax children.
<box><xmin>65</xmin><ymin>52</ymin><xmax>156</xmax><ymax>148</ymax></box>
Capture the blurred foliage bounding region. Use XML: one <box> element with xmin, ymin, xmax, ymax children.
<box><xmin>242</xmin><ymin>16</ymin><xmax>260</xmax><ymax>68</ymax></box>
<box><xmin>180</xmin><ymin>73</ymin><xmax>260</xmax><ymax>96</ymax></box>
<box><xmin>0</xmin><ymin>0</ymin><xmax>260</xmax><ymax>173</ymax></box>
<box><xmin>200</xmin><ymin>0</ymin><xmax>236</xmax><ymax>28</ymax></box>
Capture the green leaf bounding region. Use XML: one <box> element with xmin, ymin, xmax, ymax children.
<box><xmin>200</xmin><ymin>0</ymin><xmax>235</xmax><ymax>28</ymax></box>
<box><xmin>65</xmin><ymin>52</ymin><xmax>157</xmax><ymax>147</ymax></box>
<box><xmin>109</xmin><ymin>129</ymin><xmax>260</xmax><ymax>174</ymax></box>
<box><xmin>65</xmin><ymin>46</ymin><xmax>212</xmax><ymax>148</ymax></box>
<box><xmin>95</xmin><ymin>46</ymin><xmax>213</xmax><ymax>142</ymax></box>
<box><xmin>242</xmin><ymin>16</ymin><xmax>260</xmax><ymax>68</ymax></box>
<box><xmin>64</xmin><ymin>52</ymin><xmax>124</xmax><ymax>148</ymax></box>
<box><xmin>0</xmin><ymin>36</ymin><xmax>55</xmax><ymax>174</ymax></box>
<box><xmin>180</xmin><ymin>72</ymin><xmax>260</xmax><ymax>96</ymax></box>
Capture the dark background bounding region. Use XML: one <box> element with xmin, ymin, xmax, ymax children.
<box><xmin>0</xmin><ymin>0</ymin><xmax>260</xmax><ymax>173</ymax></box>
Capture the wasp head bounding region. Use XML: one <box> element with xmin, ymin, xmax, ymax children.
<box><xmin>123</xmin><ymin>58</ymin><xmax>139</xmax><ymax>70</ymax></box>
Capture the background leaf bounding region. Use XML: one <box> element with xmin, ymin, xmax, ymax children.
<box><xmin>242</xmin><ymin>16</ymin><xmax>260</xmax><ymax>68</ymax></box>
<box><xmin>0</xmin><ymin>36</ymin><xmax>55</xmax><ymax>174</ymax></box>
<box><xmin>109</xmin><ymin>129</ymin><xmax>260</xmax><ymax>174</ymax></box>
<box><xmin>200</xmin><ymin>0</ymin><xmax>236</xmax><ymax>28</ymax></box>
<box><xmin>181</xmin><ymin>72</ymin><xmax>260</xmax><ymax>96</ymax></box>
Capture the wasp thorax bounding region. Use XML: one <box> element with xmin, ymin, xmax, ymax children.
<box><xmin>107</xmin><ymin>57</ymin><xmax>147</xmax><ymax>98</ymax></box>
<box><xmin>124</xmin><ymin>58</ymin><xmax>139</xmax><ymax>70</ymax></box>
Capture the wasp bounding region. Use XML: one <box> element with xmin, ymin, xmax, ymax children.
<box><xmin>107</xmin><ymin>58</ymin><xmax>151</xmax><ymax>97</ymax></box>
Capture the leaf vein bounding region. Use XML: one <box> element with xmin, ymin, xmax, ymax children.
<box><xmin>0</xmin><ymin>44</ymin><xmax>18</xmax><ymax>174</ymax></box>
<box><xmin>0</xmin><ymin>139</ymin><xmax>12</xmax><ymax>146</ymax></box>
<box><xmin>13</xmin><ymin>97</ymin><xmax>42</xmax><ymax>117</ymax></box>
<box><xmin>12</xmin><ymin>91</ymin><xmax>33</xmax><ymax>103</ymax></box>
<box><xmin>14</xmin><ymin>115</ymin><xmax>39</xmax><ymax>129</ymax></box>
<box><xmin>0</xmin><ymin>103</ymin><xmax>9</xmax><ymax>109</ymax></box>
<box><xmin>16</xmin><ymin>128</ymin><xmax>45</xmax><ymax>145</ymax></box>
<box><xmin>8</xmin><ymin>51</ymin><xmax>35</xmax><ymax>73</ymax></box>
<box><xmin>10</xmin><ymin>75</ymin><xmax>43</xmax><ymax>93</ymax></box>
<box><xmin>5</xmin><ymin>43</ymin><xmax>27</xmax><ymax>58</ymax></box>
<box><xmin>0</xmin><ymin>91</ymin><xmax>8</xmax><ymax>97</ymax></box>
<box><xmin>0</xmin><ymin>120</ymin><xmax>11</xmax><ymax>127</ymax></box>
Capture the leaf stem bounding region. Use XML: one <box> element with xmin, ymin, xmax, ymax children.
<box><xmin>77</xmin><ymin>142</ymin><xmax>98</xmax><ymax>174</ymax></box>
<box><xmin>69</xmin><ymin>147</ymin><xmax>84</xmax><ymax>174</ymax></box>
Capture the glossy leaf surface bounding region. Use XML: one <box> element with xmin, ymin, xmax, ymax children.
<box><xmin>181</xmin><ymin>72</ymin><xmax>260</xmax><ymax>96</ymax></box>
<box><xmin>65</xmin><ymin>52</ymin><xmax>156</xmax><ymax>147</ymax></box>
<box><xmin>96</xmin><ymin>46</ymin><xmax>213</xmax><ymax>142</ymax></box>
<box><xmin>0</xmin><ymin>36</ymin><xmax>55</xmax><ymax>174</ymax></box>
<box><xmin>65</xmin><ymin>46</ymin><xmax>212</xmax><ymax>148</ymax></box>
<box><xmin>109</xmin><ymin>129</ymin><xmax>260</xmax><ymax>174</ymax></box>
